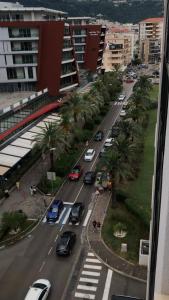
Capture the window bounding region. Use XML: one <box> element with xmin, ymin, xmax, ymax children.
<box><xmin>74</xmin><ymin>20</ymin><xmax>82</xmax><ymax>25</ymax></box>
<box><xmin>7</xmin><ymin>68</ymin><xmax>17</xmax><ymax>79</ymax></box>
<box><xmin>75</xmin><ymin>45</ymin><xmax>85</xmax><ymax>52</ymax></box>
<box><xmin>63</xmin><ymin>39</ymin><xmax>72</xmax><ymax>48</ymax></box>
<box><xmin>28</xmin><ymin>67</ymin><xmax>33</xmax><ymax>78</ymax></box>
<box><xmin>62</xmin><ymin>52</ymin><xmax>73</xmax><ymax>60</ymax></box>
<box><xmin>7</xmin><ymin>67</ymin><xmax>25</xmax><ymax>79</ymax></box>
<box><xmin>74</xmin><ymin>37</ymin><xmax>86</xmax><ymax>44</ymax></box>
<box><xmin>64</xmin><ymin>27</ymin><xmax>70</xmax><ymax>36</ymax></box>
<box><xmin>61</xmin><ymin>63</ymin><xmax>76</xmax><ymax>75</ymax></box>
<box><xmin>13</xmin><ymin>54</ymin><xmax>37</xmax><ymax>64</ymax></box>
<box><xmin>76</xmin><ymin>53</ymin><xmax>84</xmax><ymax>61</ymax></box>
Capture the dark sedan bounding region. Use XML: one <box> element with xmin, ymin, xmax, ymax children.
<box><xmin>94</xmin><ymin>130</ymin><xmax>104</xmax><ymax>141</ymax></box>
<box><xmin>56</xmin><ymin>231</ymin><xmax>76</xmax><ymax>256</ymax></box>
<box><xmin>83</xmin><ymin>171</ymin><xmax>96</xmax><ymax>184</ymax></box>
<box><xmin>69</xmin><ymin>202</ymin><xmax>84</xmax><ymax>224</ymax></box>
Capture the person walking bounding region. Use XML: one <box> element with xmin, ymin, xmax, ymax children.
<box><xmin>85</xmin><ymin>140</ymin><xmax>89</xmax><ymax>147</ymax></box>
<box><xmin>92</xmin><ymin>220</ymin><xmax>97</xmax><ymax>231</ymax></box>
<box><xmin>16</xmin><ymin>181</ymin><xmax>20</xmax><ymax>190</ymax></box>
<box><xmin>30</xmin><ymin>186</ymin><xmax>34</xmax><ymax>196</ymax></box>
<box><xmin>4</xmin><ymin>189</ymin><xmax>9</xmax><ymax>198</ymax></box>
<box><xmin>97</xmin><ymin>221</ymin><xmax>101</xmax><ymax>230</ymax></box>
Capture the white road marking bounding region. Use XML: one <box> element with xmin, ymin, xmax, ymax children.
<box><xmin>59</xmin><ymin>225</ymin><xmax>63</xmax><ymax>232</ymax></box>
<box><xmin>62</xmin><ymin>207</ymin><xmax>71</xmax><ymax>225</ymax></box>
<box><xmin>79</xmin><ymin>277</ymin><xmax>99</xmax><ymax>284</ymax></box>
<box><xmin>74</xmin><ymin>184</ymin><xmax>84</xmax><ymax>203</ymax></box>
<box><xmin>82</xmin><ymin>271</ymin><xmax>100</xmax><ymax>277</ymax></box>
<box><xmin>84</xmin><ymin>264</ymin><xmax>102</xmax><ymax>270</ymax></box>
<box><xmin>75</xmin><ymin>292</ymin><xmax>95</xmax><ymax>299</ymax></box>
<box><xmin>83</xmin><ymin>210</ymin><xmax>92</xmax><ymax>227</ymax></box>
<box><xmin>102</xmin><ymin>269</ymin><xmax>113</xmax><ymax>300</ymax></box>
<box><xmin>55</xmin><ymin>207</ymin><xmax>66</xmax><ymax>224</ymax></box>
<box><xmin>69</xmin><ymin>222</ymin><xmax>79</xmax><ymax>226</ymax></box>
<box><xmin>63</xmin><ymin>202</ymin><xmax>74</xmax><ymax>205</ymax></box>
<box><xmin>42</xmin><ymin>216</ymin><xmax>46</xmax><ymax>223</ymax></box>
<box><xmin>54</xmin><ymin>234</ymin><xmax>58</xmax><ymax>242</ymax></box>
<box><xmin>88</xmin><ymin>252</ymin><xmax>95</xmax><ymax>257</ymax></box>
<box><xmin>48</xmin><ymin>247</ymin><xmax>53</xmax><ymax>255</ymax></box>
<box><xmin>39</xmin><ymin>261</ymin><xmax>45</xmax><ymax>272</ymax></box>
<box><xmin>86</xmin><ymin>258</ymin><xmax>101</xmax><ymax>264</ymax></box>
<box><xmin>77</xmin><ymin>285</ymin><xmax>97</xmax><ymax>292</ymax></box>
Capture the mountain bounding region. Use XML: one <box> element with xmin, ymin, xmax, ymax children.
<box><xmin>2</xmin><ymin>0</ymin><xmax>164</xmax><ymax>23</ymax></box>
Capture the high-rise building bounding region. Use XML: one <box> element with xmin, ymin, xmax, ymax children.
<box><xmin>147</xmin><ymin>1</ymin><xmax>169</xmax><ymax>300</ymax></box>
<box><xmin>0</xmin><ymin>3</ymin><xmax>105</xmax><ymax>96</ymax></box>
<box><xmin>68</xmin><ymin>17</ymin><xmax>106</xmax><ymax>72</ymax></box>
<box><xmin>139</xmin><ymin>17</ymin><xmax>164</xmax><ymax>64</ymax></box>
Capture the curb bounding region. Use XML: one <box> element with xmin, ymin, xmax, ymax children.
<box><xmin>86</xmin><ymin>193</ymin><xmax>147</xmax><ymax>283</ymax></box>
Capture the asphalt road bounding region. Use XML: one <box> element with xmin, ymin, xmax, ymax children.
<box><xmin>0</xmin><ymin>81</ymin><xmax>146</xmax><ymax>300</ymax></box>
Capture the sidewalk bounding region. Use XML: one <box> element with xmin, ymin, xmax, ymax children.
<box><xmin>0</xmin><ymin>155</ymin><xmax>52</xmax><ymax>220</ymax></box>
<box><xmin>87</xmin><ymin>192</ymin><xmax>147</xmax><ymax>282</ymax></box>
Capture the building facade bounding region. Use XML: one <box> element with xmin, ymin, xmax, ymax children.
<box><xmin>147</xmin><ymin>1</ymin><xmax>169</xmax><ymax>300</ymax></box>
<box><xmin>68</xmin><ymin>17</ymin><xmax>106</xmax><ymax>73</ymax></box>
<box><xmin>103</xmin><ymin>28</ymin><xmax>132</xmax><ymax>71</ymax></box>
<box><xmin>139</xmin><ymin>17</ymin><xmax>164</xmax><ymax>64</ymax></box>
<box><xmin>0</xmin><ymin>2</ymin><xmax>79</xmax><ymax>96</ymax></box>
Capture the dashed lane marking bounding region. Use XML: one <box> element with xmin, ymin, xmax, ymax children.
<box><xmin>62</xmin><ymin>207</ymin><xmax>72</xmax><ymax>225</ymax></box>
<box><xmin>82</xmin><ymin>210</ymin><xmax>92</xmax><ymax>227</ymax></box>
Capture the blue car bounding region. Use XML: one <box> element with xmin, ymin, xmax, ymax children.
<box><xmin>46</xmin><ymin>199</ymin><xmax>64</xmax><ymax>223</ymax></box>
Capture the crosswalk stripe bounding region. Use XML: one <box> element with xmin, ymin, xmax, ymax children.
<box><xmin>86</xmin><ymin>258</ymin><xmax>101</xmax><ymax>264</ymax></box>
<box><xmin>102</xmin><ymin>269</ymin><xmax>113</xmax><ymax>300</ymax></box>
<box><xmin>87</xmin><ymin>252</ymin><xmax>95</xmax><ymax>257</ymax></box>
<box><xmin>75</xmin><ymin>292</ymin><xmax>95</xmax><ymax>299</ymax></box>
<box><xmin>79</xmin><ymin>277</ymin><xmax>99</xmax><ymax>284</ymax></box>
<box><xmin>84</xmin><ymin>264</ymin><xmax>102</xmax><ymax>270</ymax></box>
<box><xmin>82</xmin><ymin>271</ymin><xmax>100</xmax><ymax>277</ymax></box>
<box><xmin>83</xmin><ymin>209</ymin><xmax>92</xmax><ymax>227</ymax></box>
<box><xmin>55</xmin><ymin>207</ymin><xmax>66</xmax><ymax>224</ymax></box>
<box><xmin>77</xmin><ymin>285</ymin><xmax>97</xmax><ymax>292</ymax></box>
<box><xmin>62</xmin><ymin>207</ymin><xmax>71</xmax><ymax>225</ymax></box>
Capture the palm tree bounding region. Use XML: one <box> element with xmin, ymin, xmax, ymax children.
<box><xmin>135</xmin><ymin>75</ymin><xmax>152</xmax><ymax>92</ymax></box>
<box><xmin>34</xmin><ymin>122</ymin><xmax>69</xmax><ymax>171</ymax></box>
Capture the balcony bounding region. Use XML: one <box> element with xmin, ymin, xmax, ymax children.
<box><xmin>62</xmin><ymin>47</ymin><xmax>73</xmax><ymax>52</ymax></box>
<box><xmin>61</xmin><ymin>58</ymin><xmax>75</xmax><ymax>64</ymax></box>
<box><xmin>60</xmin><ymin>71</ymin><xmax>77</xmax><ymax>78</ymax></box>
<box><xmin>59</xmin><ymin>82</ymin><xmax>78</xmax><ymax>92</ymax></box>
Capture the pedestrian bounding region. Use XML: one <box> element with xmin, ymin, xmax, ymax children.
<box><xmin>4</xmin><ymin>189</ymin><xmax>9</xmax><ymax>198</ymax></box>
<box><xmin>97</xmin><ymin>221</ymin><xmax>101</xmax><ymax>230</ymax></box>
<box><xmin>95</xmin><ymin>189</ymin><xmax>100</xmax><ymax>196</ymax></box>
<box><xmin>92</xmin><ymin>220</ymin><xmax>97</xmax><ymax>231</ymax></box>
<box><xmin>16</xmin><ymin>181</ymin><xmax>20</xmax><ymax>190</ymax></box>
<box><xmin>30</xmin><ymin>186</ymin><xmax>34</xmax><ymax>196</ymax></box>
<box><xmin>33</xmin><ymin>186</ymin><xmax>37</xmax><ymax>195</ymax></box>
<box><xmin>85</xmin><ymin>140</ymin><xmax>89</xmax><ymax>147</ymax></box>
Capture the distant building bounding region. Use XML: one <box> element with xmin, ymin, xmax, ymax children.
<box><xmin>103</xmin><ymin>26</ymin><xmax>134</xmax><ymax>71</ymax></box>
<box><xmin>68</xmin><ymin>17</ymin><xmax>106</xmax><ymax>73</ymax></box>
<box><xmin>139</xmin><ymin>17</ymin><xmax>164</xmax><ymax>64</ymax></box>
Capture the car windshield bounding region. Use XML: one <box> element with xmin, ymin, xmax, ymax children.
<box><xmin>60</xmin><ymin>236</ymin><xmax>69</xmax><ymax>245</ymax></box>
<box><xmin>71</xmin><ymin>207</ymin><xmax>79</xmax><ymax>216</ymax></box>
<box><xmin>86</xmin><ymin>152</ymin><xmax>93</xmax><ymax>156</ymax></box>
<box><xmin>72</xmin><ymin>169</ymin><xmax>80</xmax><ymax>173</ymax></box>
<box><xmin>33</xmin><ymin>283</ymin><xmax>46</xmax><ymax>290</ymax></box>
<box><xmin>52</xmin><ymin>207</ymin><xmax>58</xmax><ymax>212</ymax></box>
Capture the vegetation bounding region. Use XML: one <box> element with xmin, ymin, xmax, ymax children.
<box><xmin>23</xmin><ymin>0</ymin><xmax>163</xmax><ymax>23</ymax></box>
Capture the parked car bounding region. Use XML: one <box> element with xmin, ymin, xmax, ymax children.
<box><xmin>118</xmin><ymin>94</ymin><xmax>126</xmax><ymax>101</ymax></box>
<box><xmin>94</xmin><ymin>130</ymin><xmax>104</xmax><ymax>141</ymax></box>
<box><xmin>104</xmin><ymin>138</ymin><xmax>114</xmax><ymax>147</ymax></box>
<box><xmin>99</xmin><ymin>147</ymin><xmax>107</xmax><ymax>158</ymax></box>
<box><xmin>46</xmin><ymin>199</ymin><xmax>63</xmax><ymax>223</ymax></box>
<box><xmin>56</xmin><ymin>231</ymin><xmax>76</xmax><ymax>256</ymax></box>
<box><xmin>24</xmin><ymin>279</ymin><xmax>51</xmax><ymax>300</ymax></box>
<box><xmin>68</xmin><ymin>165</ymin><xmax>83</xmax><ymax>181</ymax></box>
<box><xmin>69</xmin><ymin>202</ymin><xmax>84</xmax><ymax>224</ymax></box>
<box><xmin>84</xmin><ymin>149</ymin><xmax>96</xmax><ymax>162</ymax></box>
<box><xmin>83</xmin><ymin>171</ymin><xmax>96</xmax><ymax>184</ymax></box>
<box><xmin>120</xmin><ymin>109</ymin><xmax>126</xmax><ymax>117</ymax></box>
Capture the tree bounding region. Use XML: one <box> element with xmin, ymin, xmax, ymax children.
<box><xmin>134</xmin><ymin>75</ymin><xmax>152</xmax><ymax>93</ymax></box>
<box><xmin>1</xmin><ymin>211</ymin><xmax>27</xmax><ymax>234</ymax></box>
<box><xmin>34</xmin><ymin>122</ymin><xmax>69</xmax><ymax>171</ymax></box>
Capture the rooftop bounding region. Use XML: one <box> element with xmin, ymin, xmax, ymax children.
<box><xmin>140</xmin><ymin>17</ymin><xmax>164</xmax><ymax>24</ymax></box>
<box><xmin>0</xmin><ymin>91</ymin><xmax>35</xmax><ymax>111</ymax></box>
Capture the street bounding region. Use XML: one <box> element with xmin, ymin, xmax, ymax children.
<box><xmin>0</xmin><ymin>81</ymin><xmax>146</xmax><ymax>300</ymax></box>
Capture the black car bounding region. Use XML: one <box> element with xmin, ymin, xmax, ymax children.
<box><xmin>94</xmin><ymin>130</ymin><xmax>104</xmax><ymax>141</ymax></box>
<box><xmin>69</xmin><ymin>202</ymin><xmax>84</xmax><ymax>224</ymax></box>
<box><xmin>99</xmin><ymin>147</ymin><xmax>106</xmax><ymax>158</ymax></box>
<box><xmin>56</xmin><ymin>231</ymin><xmax>76</xmax><ymax>256</ymax></box>
<box><xmin>83</xmin><ymin>171</ymin><xmax>96</xmax><ymax>184</ymax></box>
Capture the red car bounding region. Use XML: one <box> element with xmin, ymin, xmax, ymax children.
<box><xmin>126</xmin><ymin>78</ymin><xmax>134</xmax><ymax>83</ymax></box>
<box><xmin>68</xmin><ymin>165</ymin><xmax>83</xmax><ymax>181</ymax></box>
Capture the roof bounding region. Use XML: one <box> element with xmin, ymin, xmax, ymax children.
<box><xmin>140</xmin><ymin>17</ymin><xmax>164</xmax><ymax>24</ymax></box>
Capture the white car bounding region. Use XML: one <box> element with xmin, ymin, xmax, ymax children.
<box><xmin>104</xmin><ymin>138</ymin><xmax>114</xmax><ymax>147</ymax></box>
<box><xmin>84</xmin><ymin>149</ymin><xmax>96</xmax><ymax>161</ymax></box>
<box><xmin>24</xmin><ymin>279</ymin><xmax>51</xmax><ymax>300</ymax></box>
<box><xmin>120</xmin><ymin>109</ymin><xmax>126</xmax><ymax>117</ymax></box>
<box><xmin>118</xmin><ymin>94</ymin><xmax>126</xmax><ymax>101</ymax></box>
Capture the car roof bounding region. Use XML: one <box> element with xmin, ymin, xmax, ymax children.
<box><xmin>24</xmin><ymin>287</ymin><xmax>42</xmax><ymax>300</ymax></box>
<box><xmin>73</xmin><ymin>202</ymin><xmax>82</xmax><ymax>207</ymax></box>
<box><xmin>86</xmin><ymin>149</ymin><xmax>94</xmax><ymax>153</ymax></box>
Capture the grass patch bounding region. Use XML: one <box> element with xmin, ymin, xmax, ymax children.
<box><xmin>149</xmin><ymin>84</ymin><xmax>159</xmax><ymax>102</ymax></box>
<box><xmin>102</xmin><ymin>202</ymin><xmax>149</xmax><ymax>263</ymax></box>
<box><xmin>124</xmin><ymin>109</ymin><xmax>157</xmax><ymax>227</ymax></box>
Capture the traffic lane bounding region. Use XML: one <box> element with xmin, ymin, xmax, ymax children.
<box><xmin>30</xmin><ymin>226</ymin><xmax>83</xmax><ymax>300</ymax></box>
<box><xmin>109</xmin><ymin>271</ymin><xmax>146</xmax><ymax>299</ymax></box>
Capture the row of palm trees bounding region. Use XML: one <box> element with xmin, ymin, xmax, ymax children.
<box><xmin>34</xmin><ymin>71</ymin><xmax>122</xmax><ymax>171</ymax></box>
<box><xmin>99</xmin><ymin>75</ymin><xmax>153</xmax><ymax>204</ymax></box>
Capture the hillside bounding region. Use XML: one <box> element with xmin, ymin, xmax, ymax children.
<box><xmin>2</xmin><ymin>0</ymin><xmax>164</xmax><ymax>23</ymax></box>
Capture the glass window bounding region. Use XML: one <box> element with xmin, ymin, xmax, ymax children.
<box><xmin>28</xmin><ymin>67</ymin><xmax>33</xmax><ymax>78</ymax></box>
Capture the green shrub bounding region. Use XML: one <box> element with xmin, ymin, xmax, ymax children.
<box><xmin>84</xmin><ymin>121</ymin><xmax>95</xmax><ymax>130</ymax></box>
<box><xmin>38</xmin><ymin>176</ymin><xmax>63</xmax><ymax>194</ymax></box>
<box><xmin>94</xmin><ymin>115</ymin><xmax>102</xmax><ymax>124</ymax></box>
